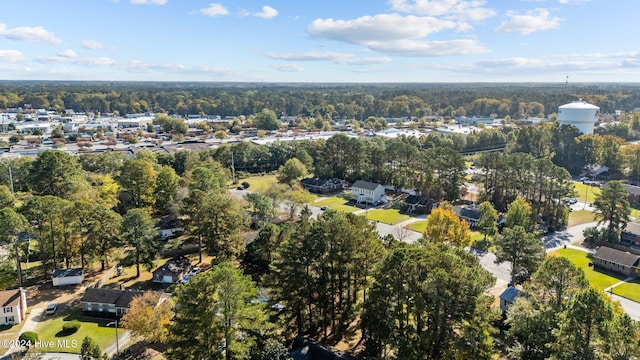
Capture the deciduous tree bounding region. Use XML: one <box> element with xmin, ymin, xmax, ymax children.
<box><xmin>121</xmin><ymin>291</ymin><xmax>174</xmax><ymax>343</ymax></box>
<box><xmin>420</xmin><ymin>206</ymin><xmax>471</xmax><ymax>247</ymax></box>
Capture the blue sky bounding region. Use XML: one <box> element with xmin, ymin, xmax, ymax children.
<box><xmin>0</xmin><ymin>0</ymin><xmax>638</xmax><ymax>82</ymax></box>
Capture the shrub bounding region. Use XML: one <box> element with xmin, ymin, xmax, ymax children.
<box><xmin>62</xmin><ymin>320</ymin><xmax>81</xmax><ymax>334</ymax></box>
<box><xmin>19</xmin><ymin>331</ymin><xmax>38</xmax><ymax>346</ymax></box>
<box><xmin>241</xmin><ymin>181</ymin><xmax>250</xmax><ymax>189</ymax></box>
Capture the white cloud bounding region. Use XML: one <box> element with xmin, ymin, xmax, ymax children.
<box><xmin>0</xmin><ymin>50</ymin><xmax>27</xmax><ymax>62</ymax></box>
<box><xmin>307</xmin><ymin>14</ymin><xmax>487</xmax><ymax>57</ymax></box>
<box><xmin>57</xmin><ymin>49</ymin><xmax>77</xmax><ymax>58</ymax></box>
<box><xmin>390</xmin><ymin>0</ymin><xmax>496</xmax><ymax>21</ymax></box>
<box><xmin>255</xmin><ymin>6</ymin><xmax>278</xmax><ymax>19</ymax></box>
<box><xmin>240</xmin><ymin>5</ymin><xmax>279</xmax><ymax>19</ymax></box>
<box><xmin>266</xmin><ymin>51</ymin><xmax>392</xmax><ymax>65</ymax></box>
<box><xmin>495</xmin><ymin>8</ymin><xmax>561</xmax><ymax>34</ymax></box>
<box><xmin>308</xmin><ymin>14</ymin><xmax>459</xmax><ymax>44</ymax></box>
<box><xmin>130</xmin><ymin>0</ymin><xmax>167</xmax><ymax>5</ymax></box>
<box><xmin>272</xmin><ymin>63</ymin><xmax>304</xmax><ymax>72</ymax></box>
<box><xmin>123</xmin><ymin>60</ymin><xmax>233</xmax><ymax>76</ymax></box>
<box><xmin>200</xmin><ymin>3</ymin><xmax>229</xmax><ymax>17</ymax></box>
<box><xmin>81</xmin><ymin>40</ymin><xmax>105</xmax><ymax>50</ymax></box>
<box><xmin>35</xmin><ymin>55</ymin><xmax>115</xmax><ymax>67</ymax></box>
<box><xmin>0</xmin><ymin>24</ymin><xmax>62</xmax><ymax>44</ymax></box>
<box><xmin>367</xmin><ymin>39</ymin><xmax>488</xmax><ymax>56</ymax></box>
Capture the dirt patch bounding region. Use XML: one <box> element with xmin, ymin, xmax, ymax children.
<box><xmin>25</xmin><ymin>267</ymin><xmax>111</xmax><ymax>309</ymax></box>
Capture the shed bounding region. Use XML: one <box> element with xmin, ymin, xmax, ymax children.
<box><xmin>51</xmin><ymin>268</ymin><xmax>85</xmax><ymax>286</ymax></box>
<box><xmin>499</xmin><ymin>286</ymin><xmax>520</xmax><ymax>314</ymax></box>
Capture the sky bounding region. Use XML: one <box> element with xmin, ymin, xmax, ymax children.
<box><xmin>0</xmin><ymin>0</ymin><xmax>639</xmax><ymax>83</ymax></box>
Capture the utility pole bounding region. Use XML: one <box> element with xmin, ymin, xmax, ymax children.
<box><xmin>231</xmin><ymin>150</ymin><xmax>236</xmax><ymax>184</ymax></box>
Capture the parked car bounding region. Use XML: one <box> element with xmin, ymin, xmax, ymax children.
<box><xmin>189</xmin><ymin>267</ymin><xmax>202</xmax><ymax>276</ymax></box>
<box><xmin>46</xmin><ymin>303</ymin><xmax>57</xmax><ymax>315</ymax></box>
<box><xmin>236</xmin><ymin>186</ymin><xmax>245</xmax><ymax>190</ymax></box>
<box><xmin>320</xmin><ymin>206</ymin><xmax>328</xmax><ymax>211</ymax></box>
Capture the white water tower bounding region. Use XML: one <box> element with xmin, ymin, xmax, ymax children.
<box><xmin>557</xmin><ymin>100</ymin><xmax>599</xmax><ymax>134</ymax></box>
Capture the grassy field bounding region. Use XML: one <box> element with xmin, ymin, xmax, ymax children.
<box><xmin>568</xmin><ymin>210</ymin><xmax>598</xmax><ymax>227</ymax></box>
<box><xmin>314</xmin><ymin>197</ymin><xmax>359</xmax><ymax>213</ymax></box>
<box><xmin>235</xmin><ymin>174</ymin><xmax>279</xmax><ymax>193</ymax></box>
<box><xmin>573</xmin><ymin>181</ymin><xmax>600</xmax><ymax>204</ymax></box>
<box><xmin>366</xmin><ymin>209</ymin><xmax>412</xmax><ymax>225</ymax></box>
<box><xmin>34</xmin><ymin>308</ymin><xmax>117</xmax><ymax>354</ymax></box>
<box><xmin>610</xmin><ymin>280</ymin><xmax>640</xmax><ymax>303</ymax></box>
<box><xmin>550</xmin><ymin>248</ymin><xmax>624</xmax><ymax>290</ymax></box>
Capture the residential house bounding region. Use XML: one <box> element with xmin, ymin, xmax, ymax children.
<box><xmin>80</xmin><ymin>288</ymin><xmax>146</xmax><ymax>318</ymax></box>
<box><xmin>51</xmin><ymin>268</ymin><xmax>85</xmax><ymax>286</ymax></box>
<box><xmin>0</xmin><ymin>289</ymin><xmax>27</xmax><ymax>325</ymax></box>
<box><xmin>624</xmin><ymin>184</ymin><xmax>640</xmax><ymax>209</ymax></box>
<box><xmin>351</xmin><ymin>180</ymin><xmax>385</xmax><ymax>205</ymax></box>
<box><xmin>404</xmin><ymin>195</ymin><xmax>431</xmax><ymax>213</ymax></box>
<box><xmin>499</xmin><ymin>286</ymin><xmax>520</xmax><ymax>314</ymax></box>
<box><xmin>152</xmin><ymin>256</ymin><xmax>192</xmax><ymax>284</ymax></box>
<box><xmin>592</xmin><ymin>246</ymin><xmax>640</xmax><ymax>278</ymax></box>
<box><xmin>453</xmin><ymin>205</ymin><xmax>481</xmax><ymax>227</ymax></box>
<box><xmin>620</xmin><ymin>222</ymin><xmax>640</xmax><ymax>248</ymax></box>
<box><xmin>583</xmin><ymin>164</ymin><xmax>609</xmax><ymax>179</ymax></box>
<box><xmin>300</xmin><ymin>178</ymin><xmax>345</xmax><ymax>194</ymax></box>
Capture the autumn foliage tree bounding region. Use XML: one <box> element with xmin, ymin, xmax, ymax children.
<box><xmin>420</xmin><ymin>205</ymin><xmax>471</xmax><ymax>247</ymax></box>
<box><xmin>121</xmin><ymin>291</ymin><xmax>174</xmax><ymax>343</ymax></box>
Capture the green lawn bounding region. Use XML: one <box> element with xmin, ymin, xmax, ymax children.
<box><xmin>550</xmin><ymin>248</ymin><xmax>624</xmax><ymax>290</ymax></box>
<box><xmin>568</xmin><ymin>210</ymin><xmax>598</xmax><ymax>227</ymax></box>
<box><xmin>314</xmin><ymin>197</ymin><xmax>359</xmax><ymax>213</ymax></box>
<box><xmin>610</xmin><ymin>280</ymin><xmax>640</xmax><ymax>303</ymax></box>
<box><xmin>235</xmin><ymin>174</ymin><xmax>279</xmax><ymax>193</ymax></box>
<box><xmin>366</xmin><ymin>209</ymin><xmax>411</xmax><ymax>225</ymax></box>
<box><xmin>573</xmin><ymin>181</ymin><xmax>600</xmax><ymax>204</ymax></box>
<box><xmin>405</xmin><ymin>220</ymin><xmax>427</xmax><ymax>233</ymax></box>
<box><xmin>0</xmin><ymin>319</ymin><xmax>27</xmax><ymax>355</ymax></box>
<box><xmin>34</xmin><ymin>308</ymin><xmax>117</xmax><ymax>354</ymax></box>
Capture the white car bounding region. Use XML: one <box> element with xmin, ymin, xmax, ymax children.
<box><xmin>46</xmin><ymin>303</ymin><xmax>57</xmax><ymax>315</ymax></box>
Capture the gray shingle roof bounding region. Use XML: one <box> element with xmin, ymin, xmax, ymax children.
<box><xmin>51</xmin><ymin>268</ymin><xmax>84</xmax><ymax>278</ymax></box>
<box><xmin>81</xmin><ymin>288</ymin><xmax>145</xmax><ymax>308</ymax></box>
<box><xmin>351</xmin><ymin>180</ymin><xmax>381</xmax><ymax>191</ymax></box>
<box><xmin>594</xmin><ymin>246</ymin><xmax>640</xmax><ymax>267</ymax></box>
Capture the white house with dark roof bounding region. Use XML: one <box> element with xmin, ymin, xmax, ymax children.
<box><xmin>351</xmin><ymin>180</ymin><xmax>384</xmax><ymax>205</ymax></box>
<box><xmin>0</xmin><ymin>289</ymin><xmax>27</xmax><ymax>325</ymax></box>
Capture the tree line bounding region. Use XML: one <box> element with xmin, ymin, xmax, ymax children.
<box><xmin>2</xmin><ymin>81</ymin><xmax>640</xmax><ymax>118</ymax></box>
